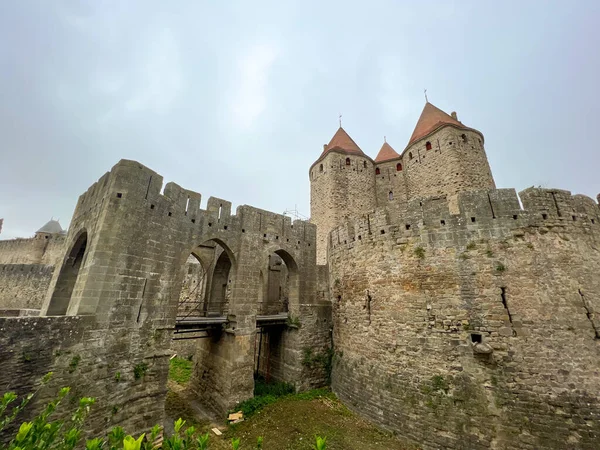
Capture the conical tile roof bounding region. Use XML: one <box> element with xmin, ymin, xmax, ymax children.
<box><xmin>322</xmin><ymin>127</ymin><xmax>365</xmax><ymax>156</ymax></box>
<box><xmin>374</xmin><ymin>141</ymin><xmax>400</xmax><ymax>162</ymax></box>
<box><xmin>407</xmin><ymin>102</ymin><xmax>476</xmax><ymax>147</ymax></box>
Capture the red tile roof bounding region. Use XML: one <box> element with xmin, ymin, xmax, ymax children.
<box><xmin>407</xmin><ymin>102</ymin><xmax>476</xmax><ymax>148</ymax></box>
<box><xmin>322</xmin><ymin>127</ymin><xmax>365</xmax><ymax>156</ymax></box>
<box><xmin>374</xmin><ymin>141</ymin><xmax>400</xmax><ymax>162</ymax></box>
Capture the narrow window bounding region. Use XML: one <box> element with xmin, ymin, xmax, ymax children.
<box><xmin>363</xmin><ymin>161</ymin><xmax>367</xmax><ymax>168</ymax></box>
<box><xmin>470</xmin><ymin>333</ymin><xmax>482</xmax><ymax>344</ymax></box>
<box><xmin>319</xmin><ymin>164</ymin><xmax>323</xmax><ymax>172</ymax></box>
<box><xmin>461</xmin><ymin>134</ymin><xmax>468</xmax><ymax>143</ymax></box>
<box><xmin>409</xmin><ymin>152</ymin><xmax>413</xmax><ymax>160</ymax></box>
<box><xmin>345</xmin><ymin>158</ymin><xmax>351</xmax><ymax>166</ymax></box>
<box><xmin>396</xmin><ymin>163</ymin><xmax>402</xmax><ymax>171</ymax></box>
<box><xmin>388</xmin><ymin>191</ymin><xmax>393</xmax><ymax>200</ymax></box>
<box><xmin>375</xmin><ymin>168</ymin><xmax>381</xmax><ymax>175</ymax></box>
<box><xmin>425</xmin><ymin>141</ymin><xmax>432</xmax><ymax>151</ymax></box>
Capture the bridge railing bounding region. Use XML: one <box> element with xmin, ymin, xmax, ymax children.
<box><xmin>176</xmin><ymin>300</ymin><xmax>228</xmax><ymax>319</ymax></box>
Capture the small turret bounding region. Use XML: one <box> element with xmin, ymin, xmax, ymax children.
<box><xmin>35</xmin><ymin>219</ymin><xmax>66</xmax><ymax>239</ymax></box>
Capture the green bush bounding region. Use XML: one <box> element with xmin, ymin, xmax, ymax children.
<box><xmin>133</xmin><ymin>362</ymin><xmax>148</xmax><ymax>380</ymax></box>
<box><xmin>1</xmin><ymin>375</ymin><xmax>328</xmax><ymax>449</ymax></box>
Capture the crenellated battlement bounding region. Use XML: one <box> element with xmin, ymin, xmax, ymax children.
<box><xmin>72</xmin><ymin>159</ymin><xmax>316</xmax><ymax>248</ymax></box>
<box><xmin>329</xmin><ymin>187</ymin><xmax>600</xmax><ymax>254</ymax></box>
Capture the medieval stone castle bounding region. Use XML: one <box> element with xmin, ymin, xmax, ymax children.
<box><xmin>1</xmin><ymin>102</ymin><xmax>599</xmax><ymax>449</ymax></box>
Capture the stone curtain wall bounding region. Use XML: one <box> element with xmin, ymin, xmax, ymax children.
<box><xmin>329</xmin><ymin>188</ymin><xmax>600</xmax><ymax>450</ymax></box>
<box><xmin>0</xmin><ymin>235</ymin><xmax>65</xmax><ymax>265</ymax></box>
<box><xmin>310</xmin><ymin>151</ymin><xmax>377</xmax><ymax>264</ymax></box>
<box><xmin>0</xmin><ymin>236</ymin><xmax>64</xmax><ymax>310</ymax></box>
<box><xmin>0</xmin><ymin>264</ymin><xmax>53</xmax><ymax>310</ymax></box>
<box><xmin>0</xmin><ymin>315</ymin><xmax>171</xmax><ymax>442</ymax></box>
<box><xmin>0</xmin><ymin>159</ymin><xmax>330</xmax><ymax>436</ymax></box>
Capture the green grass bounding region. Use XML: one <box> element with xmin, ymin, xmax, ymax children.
<box><xmin>169</xmin><ymin>357</ymin><xmax>193</xmax><ymax>384</ymax></box>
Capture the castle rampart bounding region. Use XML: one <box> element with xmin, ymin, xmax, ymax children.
<box><xmin>0</xmin><ymin>234</ymin><xmax>65</xmax><ymax>265</ymax></box>
<box><xmin>0</xmin><ymin>264</ymin><xmax>53</xmax><ymax>310</ymax></box>
<box><xmin>0</xmin><ymin>158</ymin><xmax>331</xmax><ymax>441</ymax></box>
<box><xmin>328</xmin><ymin>188</ymin><xmax>600</xmax><ymax>449</ymax></box>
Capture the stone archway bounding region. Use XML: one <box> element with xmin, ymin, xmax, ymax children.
<box><xmin>255</xmin><ymin>247</ymin><xmax>300</xmax><ymax>385</ymax></box>
<box><xmin>46</xmin><ymin>230</ymin><xmax>88</xmax><ymax>316</ymax></box>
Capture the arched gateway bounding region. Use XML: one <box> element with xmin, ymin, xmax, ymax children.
<box><xmin>36</xmin><ymin>160</ymin><xmax>331</xmax><ymax>427</ymax></box>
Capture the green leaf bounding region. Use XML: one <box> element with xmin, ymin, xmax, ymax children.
<box><xmin>15</xmin><ymin>421</ymin><xmax>32</xmax><ymax>442</ymax></box>
<box><xmin>123</xmin><ymin>434</ymin><xmax>145</xmax><ymax>450</ymax></box>
<box><xmin>173</xmin><ymin>418</ymin><xmax>186</xmax><ymax>433</ymax></box>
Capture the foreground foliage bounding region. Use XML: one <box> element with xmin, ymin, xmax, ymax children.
<box><xmin>0</xmin><ymin>374</ymin><xmax>329</xmax><ymax>449</ymax></box>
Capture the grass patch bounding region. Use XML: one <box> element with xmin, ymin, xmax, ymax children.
<box><xmin>254</xmin><ymin>376</ymin><xmax>295</xmax><ymax>397</ymax></box>
<box><xmin>235</xmin><ymin>379</ymin><xmax>333</xmax><ymax>419</ymax></box>
<box><xmin>169</xmin><ymin>357</ymin><xmax>193</xmax><ymax>384</ymax></box>
<box><xmin>223</xmin><ymin>390</ymin><xmax>412</xmax><ymax>449</ymax></box>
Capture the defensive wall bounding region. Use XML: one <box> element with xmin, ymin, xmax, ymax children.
<box><xmin>0</xmin><ymin>159</ymin><xmax>330</xmax><ymax>440</ymax></box>
<box><xmin>0</xmin><ymin>233</ymin><xmax>65</xmax><ymax>310</ymax></box>
<box><xmin>310</xmin><ymin>125</ymin><xmax>496</xmax><ymax>264</ymax></box>
<box><xmin>0</xmin><ymin>234</ymin><xmax>65</xmax><ymax>265</ymax></box>
<box><xmin>0</xmin><ymin>264</ymin><xmax>53</xmax><ymax>310</ymax></box>
<box><xmin>328</xmin><ymin>187</ymin><xmax>600</xmax><ymax>450</ymax></box>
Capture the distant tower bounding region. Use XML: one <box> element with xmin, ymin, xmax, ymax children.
<box><xmin>310</xmin><ymin>127</ymin><xmax>376</xmax><ymax>264</ymax></box>
<box><xmin>35</xmin><ymin>219</ymin><xmax>66</xmax><ymax>240</ymax></box>
<box><xmin>401</xmin><ymin>102</ymin><xmax>495</xmax><ymax>203</ymax></box>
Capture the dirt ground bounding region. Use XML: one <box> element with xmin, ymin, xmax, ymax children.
<box><xmin>165</xmin><ymin>381</ymin><xmax>416</xmax><ymax>450</ymax></box>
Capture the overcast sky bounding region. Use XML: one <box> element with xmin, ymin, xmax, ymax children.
<box><xmin>1</xmin><ymin>1</ymin><xmax>599</xmax><ymax>239</ymax></box>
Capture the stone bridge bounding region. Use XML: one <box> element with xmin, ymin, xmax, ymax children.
<box><xmin>0</xmin><ymin>159</ymin><xmax>331</xmax><ymax>435</ymax></box>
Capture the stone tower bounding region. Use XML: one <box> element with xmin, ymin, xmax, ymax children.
<box><xmin>399</xmin><ymin>102</ymin><xmax>496</xmax><ymax>204</ymax></box>
<box><xmin>310</xmin><ymin>127</ymin><xmax>376</xmax><ymax>264</ymax></box>
<box><xmin>373</xmin><ymin>140</ymin><xmax>408</xmax><ymax>204</ymax></box>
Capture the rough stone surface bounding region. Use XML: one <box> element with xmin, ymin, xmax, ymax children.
<box><xmin>1</xmin><ymin>102</ymin><xmax>599</xmax><ymax>450</ymax></box>
<box><xmin>0</xmin><ymin>264</ymin><xmax>53</xmax><ymax>309</ymax></box>
<box><xmin>328</xmin><ymin>188</ymin><xmax>600</xmax><ymax>450</ymax></box>
<box><xmin>0</xmin><ymin>159</ymin><xmax>330</xmax><ymax>440</ymax></box>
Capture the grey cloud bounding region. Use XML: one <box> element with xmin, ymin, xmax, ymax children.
<box><xmin>1</xmin><ymin>0</ymin><xmax>598</xmax><ymax>238</ymax></box>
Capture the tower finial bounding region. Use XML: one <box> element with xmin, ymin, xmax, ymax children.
<box><xmin>339</xmin><ymin>113</ymin><xmax>342</xmax><ymax>128</ymax></box>
<box><xmin>424</xmin><ymin>89</ymin><xmax>428</xmax><ymax>103</ymax></box>
<box><xmin>384</xmin><ymin>135</ymin><xmax>386</xmax><ymax>143</ymax></box>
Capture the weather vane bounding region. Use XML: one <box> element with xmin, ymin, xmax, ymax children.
<box><xmin>424</xmin><ymin>89</ymin><xmax>428</xmax><ymax>102</ymax></box>
<box><xmin>339</xmin><ymin>113</ymin><xmax>342</xmax><ymax>128</ymax></box>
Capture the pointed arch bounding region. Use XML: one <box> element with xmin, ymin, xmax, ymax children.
<box><xmin>47</xmin><ymin>230</ymin><xmax>88</xmax><ymax>315</ymax></box>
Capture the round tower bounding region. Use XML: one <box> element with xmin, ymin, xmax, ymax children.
<box><xmin>310</xmin><ymin>127</ymin><xmax>376</xmax><ymax>264</ymax></box>
<box><xmin>401</xmin><ymin>102</ymin><xmax>495</xmax><ymax>204</ymax></box>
